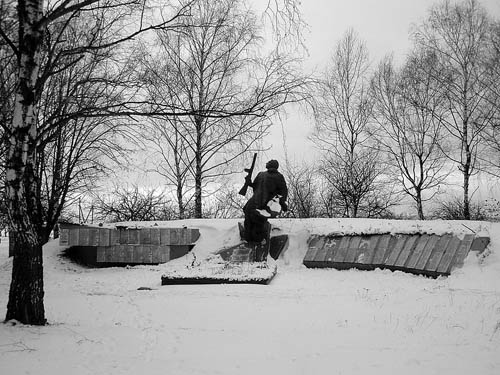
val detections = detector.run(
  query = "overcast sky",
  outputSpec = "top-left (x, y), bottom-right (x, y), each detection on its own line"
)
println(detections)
top-left (265, 0), bottom-right (500, 166)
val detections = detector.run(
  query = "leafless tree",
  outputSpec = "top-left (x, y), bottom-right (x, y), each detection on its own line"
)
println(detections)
top-left (0, 1), bottom-right (16, 231)
top-left (312, 29), bottom-right (383, 217)
top-left (262, 0), bottom-right (307, 52)
top-left (0, 0), bottom-right (16, 168)
top-left (371, 52), bottom-right (450, 219)
top-left (413, 0), bottom-right (500, 219)
top-left (143, 116), bottom-right (193, 219)
top-left (93, 185), bottom-right (176, 222)
top-left (312, 29), bottom-right (373, 156)
top-left (319, 153), bottom-right (386, 218)
top-left (316, 178), bottom-right (344, 218)
top-left (432, 195), bottom-right (486, 221)
top-left (203, 181), bottom-right (246, 219)
top-left (138, 0), bottom-right (309, 218)
top-left (282, 161), bottom-right (319, 218)
top-left (0, 0), bottom-right (194, 325)
top-left (33, 10), bottom-right (141, 243)
top-left (480, 22), bottom-right (500, 174)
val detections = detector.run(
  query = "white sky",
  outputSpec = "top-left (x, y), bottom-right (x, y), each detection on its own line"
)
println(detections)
top-left (264, 0), bottom-right (500, 165)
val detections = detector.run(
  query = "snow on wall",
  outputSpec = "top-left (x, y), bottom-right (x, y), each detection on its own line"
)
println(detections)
top-left (147, 218), bottom-right (493, 272)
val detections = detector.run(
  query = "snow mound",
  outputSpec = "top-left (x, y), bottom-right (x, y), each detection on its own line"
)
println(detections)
top-left (161, 254), bottom-right (277, 284)
top-left (151, 218), bottom-right (497, 279)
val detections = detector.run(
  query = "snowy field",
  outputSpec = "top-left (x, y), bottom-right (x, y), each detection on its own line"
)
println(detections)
top-left (1, 218), bottom-right (500, 375)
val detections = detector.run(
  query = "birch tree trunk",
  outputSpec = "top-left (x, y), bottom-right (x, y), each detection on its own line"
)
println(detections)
top-left (5, 0), bottom-right (46, 325)
top-left (193, 115), bottom-right (203, 218)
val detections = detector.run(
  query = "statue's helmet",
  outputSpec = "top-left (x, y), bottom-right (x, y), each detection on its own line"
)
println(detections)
top-left (266, 159), bottom-right (279, 169)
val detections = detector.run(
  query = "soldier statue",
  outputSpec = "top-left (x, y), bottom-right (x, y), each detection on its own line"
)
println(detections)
top-left (242, 159), bottom-right (288, 261)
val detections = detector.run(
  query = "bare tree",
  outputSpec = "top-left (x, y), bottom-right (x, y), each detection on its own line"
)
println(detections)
top-left (312, 29), bottom-right (373, 157)
top-left (413, 0), bottom-right (500, 219)
top-left (0, 0), bottom-right (16, 168)
top-left (203, 181), bottom-right (246, 219)
top-left (139, 0), bottom-right (309, 217)
top-left (316, 177), bottom-right (344, 218)
top-left (0, 1), bottom-right (16, 235)
top-left (312, 29), bottom-right (382, 217)
top-left (33, 9), bottom-right (142, 243)
top-left (0, 0), bottom-right (193, 325)
top-left (432, 195), bottom-right (486, 221)
top-left (371, 52), bottom-right (450, 219)
top-left (93, 185), bottom-right (176, 222)
top-left (282, 161), bottom-right (319, 218)
top-left (480, 22), bottom-right (500, 174)
top-left (143, 116), bottom-right (193, 219)
top-left (319, 153), bottom-right (385, 218)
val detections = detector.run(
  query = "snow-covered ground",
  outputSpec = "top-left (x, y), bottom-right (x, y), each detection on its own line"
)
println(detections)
top-left (1, 218), bottom-right (499, 375)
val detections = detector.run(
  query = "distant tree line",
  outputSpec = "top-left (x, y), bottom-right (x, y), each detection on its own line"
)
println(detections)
top-left (306, 0), bottom-right (500, 221)
top-left (110, 0), bottom-right (498, 222)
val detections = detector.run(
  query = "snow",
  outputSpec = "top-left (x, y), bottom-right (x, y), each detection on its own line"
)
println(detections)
top-left (1, 218), bottom-right (499, 375)
top-left (162, 253), bottom-right (278, 283)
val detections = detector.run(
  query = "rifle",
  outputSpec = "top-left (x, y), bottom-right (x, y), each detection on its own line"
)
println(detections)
top-left (238, 153), bottom-right (257, 196)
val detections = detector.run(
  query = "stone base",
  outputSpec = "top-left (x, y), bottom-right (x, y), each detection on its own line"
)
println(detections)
top-left (161, 256), bottom-right (277, 285)
top-left (161, 274), bottom-right (276, 285)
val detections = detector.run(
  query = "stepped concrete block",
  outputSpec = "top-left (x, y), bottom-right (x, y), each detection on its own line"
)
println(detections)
top-left (59, 224), bottom-right (199, 265)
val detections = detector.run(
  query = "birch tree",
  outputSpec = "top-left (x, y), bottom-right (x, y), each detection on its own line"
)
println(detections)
top-left (312, 29), bottom-right (383, 217)
top-left (0, 0), bottom-right (192, 325)
top-left (139, 0), bottom-right (308, 218)
top-left (413, 0), bottom-right (499, 219)
top-left (371, 52), bottom-right (449, 219)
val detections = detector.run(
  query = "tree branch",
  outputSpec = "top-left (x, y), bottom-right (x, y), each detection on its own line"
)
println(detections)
top-left (0, 26), bottom-right (19, 57)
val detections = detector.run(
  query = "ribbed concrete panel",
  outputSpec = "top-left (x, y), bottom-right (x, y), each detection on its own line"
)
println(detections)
top-left (59, 224), bottom-right (200, 265)
top-left (303, 233), bottom-right (489, 277)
